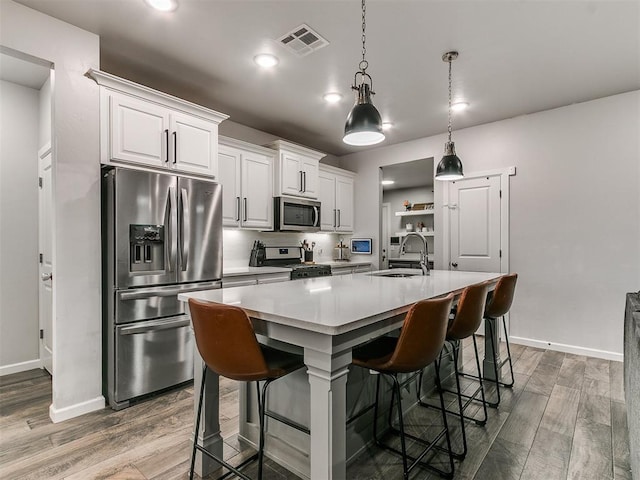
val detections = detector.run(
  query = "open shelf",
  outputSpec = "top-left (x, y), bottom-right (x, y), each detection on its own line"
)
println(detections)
top-left (395, 210), bottom-right (435, 217)
top-left (394, 231), bottom-right (434, 237)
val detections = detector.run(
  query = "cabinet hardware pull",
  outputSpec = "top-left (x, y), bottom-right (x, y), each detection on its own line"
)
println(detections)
top-left (236, 197), bottom-right (240, 221)
top-left (164, 129), bottom-right (169, 162)
top-left (303, 171), bottom-right (306, 192)
top-left (337, 209), bottom-right (341, 228)
top-left (243, 198), bottom-right (247, 222)
top-left (299, 171), bottom-right (303, 192)
top-left (172, 131), bottom-right (177, 164)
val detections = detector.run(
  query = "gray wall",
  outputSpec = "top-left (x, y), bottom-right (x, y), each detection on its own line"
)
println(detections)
top-left (1, 0), bottom-right (102, 421)
top-left (340, 91), bottom-right (640, 358)
top-left (0, 79), bottom-right (40, 370)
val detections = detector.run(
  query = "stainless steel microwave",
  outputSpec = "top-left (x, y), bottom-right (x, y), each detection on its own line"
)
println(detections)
top-left (274, 196), bottom-right (321, 232)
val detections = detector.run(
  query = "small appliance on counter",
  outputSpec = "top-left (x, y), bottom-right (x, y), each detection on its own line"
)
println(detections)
top-left (333, 239), bottom-right (350, 262)
top-left (249, 241), bottom-right (331, 279)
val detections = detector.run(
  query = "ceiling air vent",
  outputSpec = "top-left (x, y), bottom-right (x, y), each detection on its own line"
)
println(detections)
top-left (278, 24), bottom-right (329, 57)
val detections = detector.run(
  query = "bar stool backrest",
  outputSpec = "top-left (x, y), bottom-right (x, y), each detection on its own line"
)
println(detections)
top-left (447, 283), bottom-right (490, 340)
top-left (385, 294), bottom-right (454, 373)
top-left (188, 298), bottom-right (270, 382)
top-left (484, 273), bottom-right (518, 319)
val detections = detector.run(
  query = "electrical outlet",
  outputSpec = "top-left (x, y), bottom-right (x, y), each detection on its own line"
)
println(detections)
top-left (318, 248), bottom-right (323, 255)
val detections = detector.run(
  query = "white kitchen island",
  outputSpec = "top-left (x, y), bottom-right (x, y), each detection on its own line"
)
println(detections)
top-left (179, 269), bottom-right (503, 480)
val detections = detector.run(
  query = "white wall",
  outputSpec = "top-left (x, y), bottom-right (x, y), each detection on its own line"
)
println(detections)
top-left (38, 74), bottom-right (51, 147)
top-left (0, 79), bottom-right (40, 370)
top-left (341, 91), bottom-right (640, 358)
top-left (0, 0), bottom-right (102, 421)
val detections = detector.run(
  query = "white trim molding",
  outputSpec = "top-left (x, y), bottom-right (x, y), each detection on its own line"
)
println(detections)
top-left (510, 336), bottom-right (623, 362)
top-left (0, 359), bottom-right (42, 377)
top-left (49, 395), bottom-right (105, 423)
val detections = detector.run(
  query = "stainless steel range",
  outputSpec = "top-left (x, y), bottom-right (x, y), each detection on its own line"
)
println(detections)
top-left (249, 241), bottom-right (332, 279)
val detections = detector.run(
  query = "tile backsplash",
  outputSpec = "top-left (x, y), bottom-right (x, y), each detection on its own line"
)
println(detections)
top-left (222, 229), bottom-right (351, 268)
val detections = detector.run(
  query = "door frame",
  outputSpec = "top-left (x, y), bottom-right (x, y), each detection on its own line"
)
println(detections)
top-left (38, 142), bottom-right (53, 374)
top-left (439, 166), bottom-right (515, 274)
top-left (381, 202), bottom-right (391, 269)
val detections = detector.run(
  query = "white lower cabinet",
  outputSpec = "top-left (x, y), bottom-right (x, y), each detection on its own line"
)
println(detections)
top-left (319, 165), bottom-right (355, 232)
top-left (218, 137), bottom-right (274, 229)
top-left (89, 70), bottom-right (227, 178)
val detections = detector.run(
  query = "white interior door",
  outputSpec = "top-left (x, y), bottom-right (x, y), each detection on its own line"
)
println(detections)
top-left (449, 175), bottom-right (501, 273)
top-left (38, 144), bottom-right (53, 374)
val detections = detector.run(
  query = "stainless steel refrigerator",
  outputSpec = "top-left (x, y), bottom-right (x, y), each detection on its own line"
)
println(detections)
top-left (102, 166), bottom-right (222, 409)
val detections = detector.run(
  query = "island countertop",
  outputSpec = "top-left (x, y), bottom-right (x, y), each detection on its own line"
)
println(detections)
top-left (179, 269), bottom-right (502, 335)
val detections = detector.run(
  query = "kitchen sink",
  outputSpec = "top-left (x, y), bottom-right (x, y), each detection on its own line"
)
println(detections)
top-left (369, 269), bottom-right (424, 278)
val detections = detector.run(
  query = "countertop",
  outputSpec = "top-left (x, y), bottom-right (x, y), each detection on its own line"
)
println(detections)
top-left (180, 269), bottom-right (502, 335)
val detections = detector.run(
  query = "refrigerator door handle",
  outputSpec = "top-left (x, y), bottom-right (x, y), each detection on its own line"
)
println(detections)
top-left (120, 316), bottom-right (190, 335)
top-left (119, 281), bottom-right (223, 300)
top-left (180, 187), bottom-right (190, 271)
top-left (165, 187), bottom-right (175, 272)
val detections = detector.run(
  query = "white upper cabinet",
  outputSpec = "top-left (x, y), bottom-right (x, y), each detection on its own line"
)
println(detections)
top-left (265, 140), bottom-right (325, 199)
top-left (89, 69), bottom-right (228, 178)
top-left (319, 165), bottom-right (355, 233)
top-left (218, 136), bottom-right (274, 230)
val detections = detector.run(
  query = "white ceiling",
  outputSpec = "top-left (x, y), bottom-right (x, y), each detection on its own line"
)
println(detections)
top-left (12, 0), bottom-right (640, 158)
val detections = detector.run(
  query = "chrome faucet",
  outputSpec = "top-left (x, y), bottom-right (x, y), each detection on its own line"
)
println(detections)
top-left (400, 232), bottom-right (430, 275)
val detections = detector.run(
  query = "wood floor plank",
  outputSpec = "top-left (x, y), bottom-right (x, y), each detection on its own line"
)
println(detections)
top-left (556, 354), bottom-right (587, 390)
top-left (609, 360), bottom-right (625, 403)
top-left (567, 418), bottom-right (614, 480)
top-left (524, 361), bottom-right (561, 396)
top-left (494, 390), bottom-right (548, 448)
top-left (577, 391), bottom-right (611, 427)
top-left (474, 437), bottom-right (529, 480)
top-left (584, 357), bottom-right (610, 382)
top-left (520, 427), bottom-right (573, 480)
top-left (539, 384), bottom-right (581, 438)
top-left (611, 400), bottom-right (632, 480)
top-left (511, 348), bottom-right (544, 376)
top-left (538, 349), bottom-right (566, 368)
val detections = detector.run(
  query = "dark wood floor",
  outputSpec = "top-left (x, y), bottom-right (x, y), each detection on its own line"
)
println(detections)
top-left (0, 340), bottom-right (631, 480)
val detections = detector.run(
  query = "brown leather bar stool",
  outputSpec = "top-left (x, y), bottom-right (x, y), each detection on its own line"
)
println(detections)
top-left (458, 274), bottom-right (518, 407)
top-left (483, 273), bottom-right (518, 406)
top-left (188, 299), bottom-right (307, 480)
top-left (352, 294), bottom-right (456, 480)
top-left (417, 282), bottom-right (490, 460)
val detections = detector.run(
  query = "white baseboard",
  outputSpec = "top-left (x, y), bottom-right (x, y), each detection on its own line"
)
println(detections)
top-left (510, 336), bottom-right (623, 362)
top-left (0, 359), bottom-right (41, 376)
top-left (49, 395), bottom-right (106, 423)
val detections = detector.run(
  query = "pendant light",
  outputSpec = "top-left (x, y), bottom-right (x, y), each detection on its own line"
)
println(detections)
top-left (343, 0), bottom-right (385, 146)
top-left (436, 51), bottom-right (464, 181)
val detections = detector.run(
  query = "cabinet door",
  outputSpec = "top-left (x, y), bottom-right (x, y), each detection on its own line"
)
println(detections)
top-left (170, 112), bottom-right (218, 177)
top-left (318, 171), bottom-right (336, 231)
top-left (218, 145), bottom-right (242, 227)
top-left (335, 174), bottom-right (354, 232)
top-left (300, 157), bottom-right (319, 198)
top-left (242, 152), bottom-right (273, 229)
top-left (110, 92), bottom-right (169, 168)
top-left (279, 152), bottom-right (304, 197)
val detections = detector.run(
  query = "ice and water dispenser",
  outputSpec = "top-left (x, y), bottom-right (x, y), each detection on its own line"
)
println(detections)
top-left (129, 224), bottom-right (165, 272)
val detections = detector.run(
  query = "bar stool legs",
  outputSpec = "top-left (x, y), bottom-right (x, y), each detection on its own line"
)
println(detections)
top-left (484, 315), bottom-right (515, 407)
top-left (417, 335), bottom-right (488, 459)
top-left (375, 360), bottom-right (455, 479)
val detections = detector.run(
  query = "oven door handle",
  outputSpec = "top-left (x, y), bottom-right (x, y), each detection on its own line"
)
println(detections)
top-left (120, 316), bottom-right (190, 335)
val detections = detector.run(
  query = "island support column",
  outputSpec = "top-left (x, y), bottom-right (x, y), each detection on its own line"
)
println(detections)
top-left (483, 318), bottom-right (503, 381)
top-left (305, 348), bottom-right (351, 480)
top-left (193, 351), bottom-right (224, 478)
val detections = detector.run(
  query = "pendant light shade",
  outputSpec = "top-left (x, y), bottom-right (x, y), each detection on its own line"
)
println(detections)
top-left (436, 51), bottom-right (464, 181)
top-left (343, 0), bottom-right (385, 146)
top-left (344, 83), bottom-right (384, 146)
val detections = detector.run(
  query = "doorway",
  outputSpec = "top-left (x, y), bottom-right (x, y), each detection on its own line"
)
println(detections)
top-left (0, 51), bottom-right (53, 376)
top-left (380, 158), bottom-right (435, 268)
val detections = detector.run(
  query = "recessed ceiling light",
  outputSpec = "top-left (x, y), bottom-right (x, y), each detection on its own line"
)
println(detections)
top-left (451, 102), bottom-right (469, 112)
top-left (382, 122), bottom-right (394, 131)
top-left (254, 54), bottom-right (279, 68)
top-left (323, 92), bottom-right (342, 104)
top-left (381, 180), bottom-right (395, 185)
top-left (144, 0), bottom-right (177, 12)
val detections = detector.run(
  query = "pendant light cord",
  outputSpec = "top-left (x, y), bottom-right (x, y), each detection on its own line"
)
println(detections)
top-left (359, 0), bottom-right (368, 74)
top-left (447, 57), bottom-right (453, 143)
